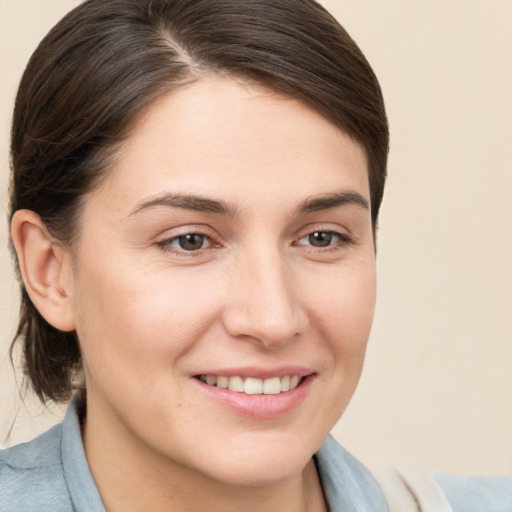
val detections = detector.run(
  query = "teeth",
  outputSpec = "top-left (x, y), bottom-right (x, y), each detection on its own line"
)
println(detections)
top-left (217, 376), bottom-right (229, 389)
top-left (206, 375), bottom-right (217, 386)
top-left (244, 377), bottom-right (263, 395)
top-left (263, 377), bottom-right (281, 395)
top-left (199, 374), bottom-right (303, 395)
top-left (228, 376), bottom-right (244, 392)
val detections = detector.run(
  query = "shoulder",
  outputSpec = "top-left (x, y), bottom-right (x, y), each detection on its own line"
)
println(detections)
top-left (435, 473), bottom-right (512, 512)
top-left (372, 465), bottom-right (512, 512)
top-left (0, 423), bottom-right (74, 512)
top-left (316, 436), bottom-right (512, 512)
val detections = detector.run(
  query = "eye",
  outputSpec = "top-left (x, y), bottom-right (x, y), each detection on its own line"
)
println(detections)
top-left (297, 230), bottom-right (352, 249)
top-left (305, 231), bottom-right (334, 247)
top-left (160, 233), bottom-right (211, 252)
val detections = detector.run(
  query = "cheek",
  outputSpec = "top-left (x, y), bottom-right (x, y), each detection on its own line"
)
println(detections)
top-left (306, 259), bottom-right (375, 406)
top-left (308, 259), bottom-right (376, 343)
top-left (298, 262), bottom-right (376, 437)
top-left (72, 257), bottom-right (224, 384)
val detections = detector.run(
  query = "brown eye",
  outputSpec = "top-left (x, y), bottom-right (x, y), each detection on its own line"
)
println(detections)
top-left (307, 231), bottom-right (334, 247)
top-left (174, 234), bottom-right (208, 251)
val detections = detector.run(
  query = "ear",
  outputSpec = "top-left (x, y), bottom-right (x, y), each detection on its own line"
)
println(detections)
top-left (11, 210), bottom-right (76, 332)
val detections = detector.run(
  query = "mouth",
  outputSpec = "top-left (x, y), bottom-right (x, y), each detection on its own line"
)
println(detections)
top-left (193, 370), bottom-right (315, 418)
top-left (196, 374), bottom-right (303, 395)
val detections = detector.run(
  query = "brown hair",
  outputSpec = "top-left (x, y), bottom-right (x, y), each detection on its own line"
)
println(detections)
top-left (9, 0), bottom-right (388, 403)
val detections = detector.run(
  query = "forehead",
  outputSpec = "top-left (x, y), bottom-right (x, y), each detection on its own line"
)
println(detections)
top-left (88, 77), bottom-right (369, 215)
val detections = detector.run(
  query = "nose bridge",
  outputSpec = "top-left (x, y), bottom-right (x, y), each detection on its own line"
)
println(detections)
top-left (224, 242), bottom-right (306, 346)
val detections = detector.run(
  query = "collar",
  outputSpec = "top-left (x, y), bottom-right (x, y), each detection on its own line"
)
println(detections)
top-left (314, 435), bottom-right (390, 511)
top-left (61, 396), bottom-right (106, 511)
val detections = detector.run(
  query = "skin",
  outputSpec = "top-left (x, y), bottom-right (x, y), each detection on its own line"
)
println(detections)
top-left (14, 77), bottom-right (376, 511)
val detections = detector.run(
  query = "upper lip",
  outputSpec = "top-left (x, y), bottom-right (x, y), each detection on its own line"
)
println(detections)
top-left (193, 366), bottom-right (315, 380)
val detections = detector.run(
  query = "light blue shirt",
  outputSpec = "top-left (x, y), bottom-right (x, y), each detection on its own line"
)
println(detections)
top-left (1, 398), bottom-right (511, 511)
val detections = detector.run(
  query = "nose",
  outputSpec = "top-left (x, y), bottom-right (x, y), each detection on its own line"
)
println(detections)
top-left (222, 247), bottom-right (308, 348)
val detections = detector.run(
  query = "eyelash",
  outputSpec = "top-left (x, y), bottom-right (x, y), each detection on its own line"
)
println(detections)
top-left (155, 229), bottom-right (354, 257)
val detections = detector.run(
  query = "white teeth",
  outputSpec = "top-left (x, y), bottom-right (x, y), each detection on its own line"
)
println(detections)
top-left (244, 377), bottom-right (263, 395)
top-left (200, 374), bottom-right (303, 395)
top-left (217, 376), bottom-right (229, 389)
top-left (228, 376), bottom-right (244, 392)
top-left (263, 377), bottom-right (281, 395)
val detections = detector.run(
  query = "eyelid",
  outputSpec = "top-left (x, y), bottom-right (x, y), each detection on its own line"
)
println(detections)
top-left (155, 224), bottom-right (217, 240)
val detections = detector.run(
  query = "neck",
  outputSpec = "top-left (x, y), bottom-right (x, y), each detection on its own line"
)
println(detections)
top-left (82, 403), bottom-right (327, 512)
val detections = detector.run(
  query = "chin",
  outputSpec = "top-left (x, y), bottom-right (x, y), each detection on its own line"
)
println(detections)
top-left (207, 454), bottom-right (310, 488)
top-left (190, 430), bottom-right (321, 488)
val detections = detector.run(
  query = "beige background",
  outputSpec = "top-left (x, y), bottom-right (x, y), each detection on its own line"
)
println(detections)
top-left (1, 0), bottom-right (511, 475)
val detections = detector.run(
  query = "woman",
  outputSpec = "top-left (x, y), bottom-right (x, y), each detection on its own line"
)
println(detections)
top-left (1, 1), bottom-right (510, 511)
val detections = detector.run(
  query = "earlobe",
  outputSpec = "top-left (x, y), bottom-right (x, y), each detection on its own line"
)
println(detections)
top-left (11, 210), bottom-right (76, 332)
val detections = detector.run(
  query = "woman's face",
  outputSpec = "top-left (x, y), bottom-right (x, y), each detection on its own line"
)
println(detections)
top-left (65, 77), bottom-right (376, 486)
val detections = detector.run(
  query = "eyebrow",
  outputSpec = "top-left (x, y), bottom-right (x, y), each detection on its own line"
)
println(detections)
top-left (296, 190), bottom-right (369, 214)
top-left (129, 192), bottom-right (238, 217)
top-left (129, 189), bottom-right (369, 218)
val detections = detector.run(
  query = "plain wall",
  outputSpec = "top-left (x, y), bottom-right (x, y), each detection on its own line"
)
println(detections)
top-left (1, 0), bottom-right (511, 475)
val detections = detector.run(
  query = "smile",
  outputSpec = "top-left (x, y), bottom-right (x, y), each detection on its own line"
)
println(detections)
top-left (198, 375), bottom-right (302, 395)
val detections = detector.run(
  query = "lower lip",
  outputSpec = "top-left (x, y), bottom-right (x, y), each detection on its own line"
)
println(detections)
top-left (193, 375), bottom-right (315, 419)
